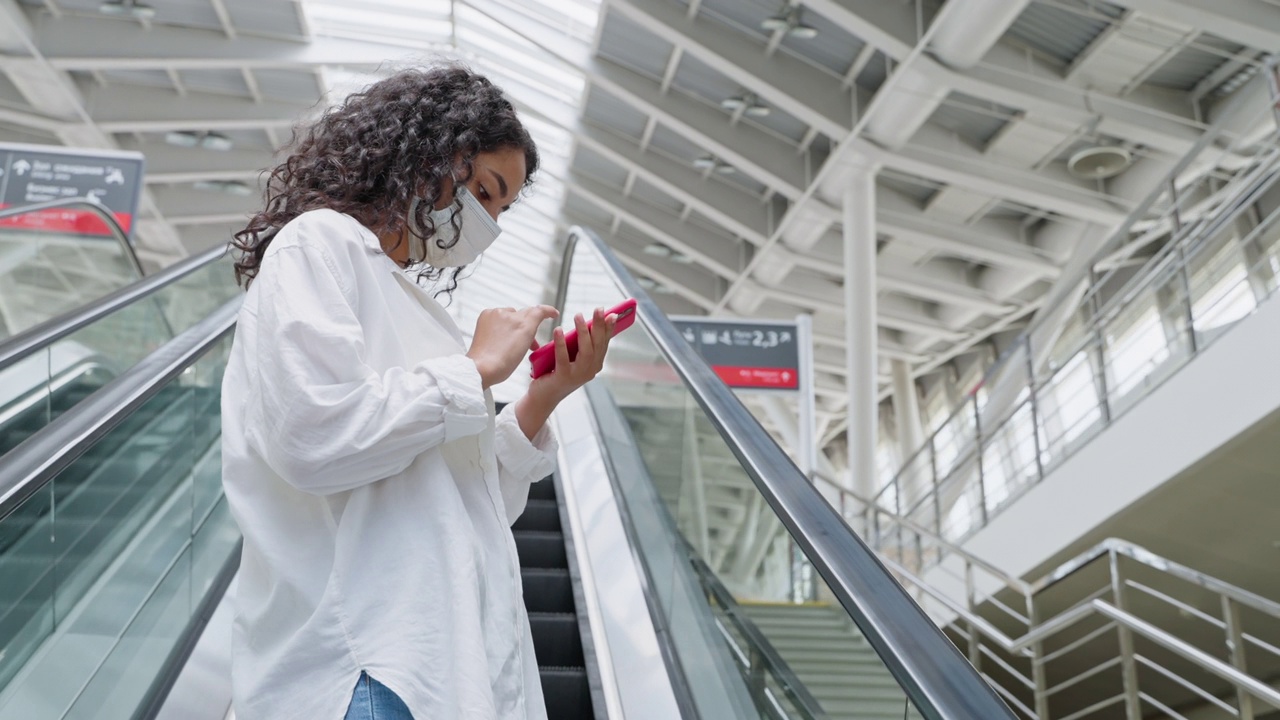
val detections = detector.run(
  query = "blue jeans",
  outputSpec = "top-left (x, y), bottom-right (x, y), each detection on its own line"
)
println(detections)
top-left (343, 672), bottom-right (414, 720)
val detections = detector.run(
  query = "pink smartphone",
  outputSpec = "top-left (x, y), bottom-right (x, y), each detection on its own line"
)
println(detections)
top-left (529, 298), bottom-right (637, 378)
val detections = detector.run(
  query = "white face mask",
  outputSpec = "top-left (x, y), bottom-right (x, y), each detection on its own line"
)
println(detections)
top-left (406, 185), bottom-right (502, 267)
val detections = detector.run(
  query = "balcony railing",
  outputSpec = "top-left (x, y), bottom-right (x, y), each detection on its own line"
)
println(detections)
top-left (872, 98), bottom-right (1280, 549)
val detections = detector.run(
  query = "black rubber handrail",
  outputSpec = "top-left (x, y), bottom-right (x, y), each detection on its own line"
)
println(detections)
top-left (0, 243), bottom-right (228, 370)
top-left (560, 226), bottom-right (1016, 720)
top-left (0, 297), bottom-right (240, 522)
top-left (0, 197), bottom-right (146, 279)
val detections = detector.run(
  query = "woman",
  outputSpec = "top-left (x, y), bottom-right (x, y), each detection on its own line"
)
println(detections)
top-left (222, 65), bottom-right (615, 720)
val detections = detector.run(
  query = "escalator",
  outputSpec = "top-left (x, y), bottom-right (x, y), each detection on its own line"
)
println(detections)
top-left (0, 218), bottom-right (1013, 719)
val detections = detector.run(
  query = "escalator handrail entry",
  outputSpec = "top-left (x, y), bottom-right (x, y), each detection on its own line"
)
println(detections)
top-left (0, 241), bottom-right (229, 371)
top-left (0, 197), bottom-right (146, 280)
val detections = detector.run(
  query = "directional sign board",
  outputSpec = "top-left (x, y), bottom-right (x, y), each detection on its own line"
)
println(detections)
top-left (0, 142), bottom-right (145, 239)
top-left (673, 316), bottom-right (800, 390)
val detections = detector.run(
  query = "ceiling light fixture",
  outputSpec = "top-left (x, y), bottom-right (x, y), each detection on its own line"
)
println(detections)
top-left (760, 5), bottom-right (817, 39)
top-left (194, 179), bottom-right (253, 196)
top-left (694, 155), bottom-right (736, 175)
top-left (760, 5), bottom-right (791, 32)
top-left (721, 93), bottom-right (770, 117)
top-left (165, 130), bottom-right (234, 152)
top-left (99, 0), bottom-right (156, 20)
top-left (164, 130), bottom-right (201, 148)
top-left (1067, 146), bottom-right (1133, 180)
top-left (200, 132), bottom-right (234, 151)
top-left (644, 243), bottom-right (673, 257)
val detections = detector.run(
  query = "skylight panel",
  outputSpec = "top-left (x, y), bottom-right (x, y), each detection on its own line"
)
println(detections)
top-left (302, 0), bottom-right (453, 47)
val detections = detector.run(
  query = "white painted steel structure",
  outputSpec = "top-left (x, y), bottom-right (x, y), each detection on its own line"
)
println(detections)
top-left (1, 0), bottom-right (1277, 470)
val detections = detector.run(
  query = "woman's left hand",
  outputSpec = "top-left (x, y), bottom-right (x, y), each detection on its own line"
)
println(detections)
top-left (512, 307), bottom-right (616, 442)
top-left (527, 307), bottom-right (616, 408)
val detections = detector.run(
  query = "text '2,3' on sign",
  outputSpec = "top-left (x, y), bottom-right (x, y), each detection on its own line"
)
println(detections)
top-left (0, 143), bottom-right (145, 239)
top-left (672, 318), bottom-right (800, 391)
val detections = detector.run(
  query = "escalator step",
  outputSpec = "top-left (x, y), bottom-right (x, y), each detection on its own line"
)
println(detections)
top-left (513, 531), bottom-right (567, 569)
top-left (521, 568), bottom-right (574, 614)
top-left (539, 667), bottom-right (592, 720)
top-left (512, 500), bottom-right (560, 533)
top-left (527, 476), bottom-right (557, 502)
top-left (528, 612), bottom-right (584, 667)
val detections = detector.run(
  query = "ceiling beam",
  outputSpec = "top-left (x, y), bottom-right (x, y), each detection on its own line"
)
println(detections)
top-left (566, 170), bottom-right (743, 278)
top-left (802, 0), bottom-right (1203, 155)
top-left (78, 82), bottom-right (316, 134)
top-left (876, 190), bottom-right (1061, 278)
top-left (572, 122), bottom-right (771, 245)
top-left (1104, 0), bottom-right (1280, 51)
top-left (33, 15), bottom-right (422, 71)
top-left (847, 127), bottom-right (1130, 225)
top-left (606, 0), bottom-right (853, 138)
top-left (466, 0), bottom-right (811, 200)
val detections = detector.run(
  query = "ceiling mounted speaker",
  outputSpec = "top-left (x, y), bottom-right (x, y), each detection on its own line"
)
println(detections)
top-left (1068, 146), bottom-right (1132, 180)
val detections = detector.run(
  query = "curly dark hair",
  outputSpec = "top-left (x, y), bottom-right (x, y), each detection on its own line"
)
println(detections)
top-left (232, 64), bottom-right (539, 292)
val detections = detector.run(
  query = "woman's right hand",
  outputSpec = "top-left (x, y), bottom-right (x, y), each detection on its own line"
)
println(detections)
top-left (467, 305), bottom-right (559, 389)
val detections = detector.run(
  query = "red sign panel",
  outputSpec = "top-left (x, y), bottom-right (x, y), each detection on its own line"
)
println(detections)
top-left (711, 365), bottom-right (799, 390)
top-left (0, 203), bottom-right (133, 236)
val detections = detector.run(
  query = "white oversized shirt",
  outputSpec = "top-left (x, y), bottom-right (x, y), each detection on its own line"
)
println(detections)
top-left (220, 209), bottom-right (557, 720)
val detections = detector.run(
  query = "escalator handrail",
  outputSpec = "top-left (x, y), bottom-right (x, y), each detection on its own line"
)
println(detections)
top-left (561, 226), bottom-right (1016, 720)
top-left (0, 297), bottom-right (240, 522)
top-left (0, 242), bottom-right (228, 371)
top-left (0, 197), bottom-right (146, 280)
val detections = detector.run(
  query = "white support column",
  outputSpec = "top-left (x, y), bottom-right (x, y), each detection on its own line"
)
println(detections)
top-left (843, 160), bottom-right (880, 501)
top-left (890, 359), bottom-right (926, 468)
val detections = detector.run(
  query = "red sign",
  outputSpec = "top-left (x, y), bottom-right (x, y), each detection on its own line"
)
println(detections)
top-left (711, 365), bottom-right (799, 390)
top-left (0, 203), bottom-right (132, 236)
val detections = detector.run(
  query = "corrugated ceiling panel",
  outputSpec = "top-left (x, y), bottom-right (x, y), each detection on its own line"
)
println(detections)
top-left (929, 92), bottom-right (1017, 150)
top-left (1144, 36), bottom-right (1245, 91)
top-left (1006, 0), bottom-right (1124, 66)
top-left (596, 12), bottom-right (673, 82)
top-left (582, 86), bottom-right (650, 141)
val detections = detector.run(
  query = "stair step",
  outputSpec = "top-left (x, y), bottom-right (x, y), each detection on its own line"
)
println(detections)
top-left (527, 477), bottom-right (557, 502)
top-left (522, 568), bottom-right (574, 614)
top-left (514, 531), bottom-right (568, 569)
top-left (539, 666), bottom-right (592, 720)
top-left (513, 500), bottom-right (561, 533)
top-left (797, 676), bottom-right (906, 695)
top-left (529, 612), bottom-right (584, 668)
top-left (752, 625), bottom-right (866, 641)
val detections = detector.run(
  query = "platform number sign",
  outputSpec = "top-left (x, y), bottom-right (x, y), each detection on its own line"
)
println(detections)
top-left (673, 317), bottom-right (801, 390)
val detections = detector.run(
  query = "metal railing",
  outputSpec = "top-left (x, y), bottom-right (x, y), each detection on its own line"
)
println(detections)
top-left (816, 471), bottom-right (1280, 720)
top-left (874, 145), bottom-right (1280, 550)
top-left (688, 553), bottom-right (830, 720)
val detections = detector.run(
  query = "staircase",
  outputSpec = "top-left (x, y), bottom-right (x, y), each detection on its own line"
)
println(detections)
top-left (740, 603), bottom-right (919, 720)
top-left (514, 474), bottom-right (598, 720)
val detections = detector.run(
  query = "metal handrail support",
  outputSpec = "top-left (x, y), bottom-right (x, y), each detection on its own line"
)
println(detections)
top-left (689, 554), bottom-right (830, 720)
top-left (0, 243), bottom-right (228, 370)
top-left (0, 298), bottom-right (240, 521)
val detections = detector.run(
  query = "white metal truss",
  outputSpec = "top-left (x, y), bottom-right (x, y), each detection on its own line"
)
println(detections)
top-left (0, 0), bottom-right (1275, 467)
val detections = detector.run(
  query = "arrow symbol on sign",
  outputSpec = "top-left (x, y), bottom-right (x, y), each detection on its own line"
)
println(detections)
top-left (12, 159), bottom-right (31, 176)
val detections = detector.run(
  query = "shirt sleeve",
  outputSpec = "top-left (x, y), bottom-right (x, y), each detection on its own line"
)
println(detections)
top-left (494, 403), bottom-right (559, 523)
top-left (245, 241), bottom-right (489, 495)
